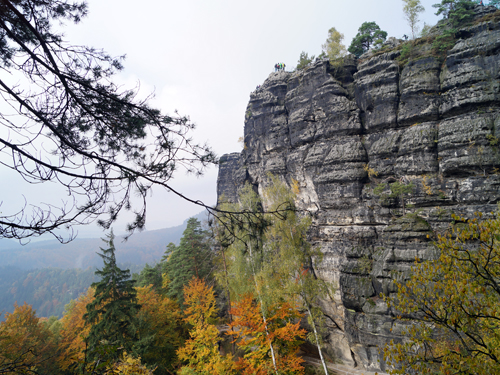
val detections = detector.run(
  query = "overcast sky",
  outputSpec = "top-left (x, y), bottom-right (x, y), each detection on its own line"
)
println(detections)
top-left (1, 0), bottom-right (443, 240)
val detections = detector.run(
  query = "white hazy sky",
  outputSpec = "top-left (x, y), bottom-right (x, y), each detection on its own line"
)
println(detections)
top-left (1, 0), bottom-right (442, 240)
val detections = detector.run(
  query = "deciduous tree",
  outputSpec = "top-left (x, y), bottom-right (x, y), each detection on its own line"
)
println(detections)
top-left (58, 287), bottom-right (95, 371)
top-left (217, 176), bottom-right (331, 374)
top-left (106, 352), bottom-right (154, 375)
top-left (322, 27), bottom-right (347, 65)
top-left (0, 302), bottom-right (59, 374)
top-left (263, 175), bottom-right (332, 375)
top-left (136, 283), bottom-right (186, 374)
top-left (177, 278), bottom-right (235, 375)
top-left (228, 294), bottom-right (306, 375)
top-left (384, 212), bottom-right (500, 374)
top-left (402, 0), bottom-right (425, 38)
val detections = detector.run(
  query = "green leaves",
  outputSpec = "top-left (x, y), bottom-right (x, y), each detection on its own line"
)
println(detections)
top-left (348, 22), bottom-right (388, 57)
top-left (296, 51), bottom-right (315, 70)
top-left (433, 0), bottom-right (476, 28)
top-left (164, 218), bottom-right (214, 307)
top-left (322, 27), bottom-right (347, 65)
top-left (402, 0), bottom-right (425, 39)
top-left (84, 231), bottom-right (141, 368)
top-left (384, 211), bottom-right (500, 374)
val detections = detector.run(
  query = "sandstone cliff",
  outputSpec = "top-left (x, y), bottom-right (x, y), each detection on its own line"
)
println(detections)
top-left (217, 8), bottom-right (500, 372)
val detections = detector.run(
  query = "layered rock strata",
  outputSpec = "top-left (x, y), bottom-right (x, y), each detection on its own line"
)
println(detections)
top-left (217, 11), bottom-right (500, 372)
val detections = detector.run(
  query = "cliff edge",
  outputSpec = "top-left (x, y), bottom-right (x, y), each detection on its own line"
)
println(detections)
top-left (217, 8), bottom-right (500, 372)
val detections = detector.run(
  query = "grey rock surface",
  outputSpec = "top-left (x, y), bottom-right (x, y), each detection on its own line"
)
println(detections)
top-left (216, 10), bottom-right (500, 372)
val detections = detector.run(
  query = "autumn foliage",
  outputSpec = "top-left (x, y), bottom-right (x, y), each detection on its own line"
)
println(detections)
top-left (136, 283), bottom-right (186, 373)
top-left (384, 212), bottom-right (500, 374)
top-left (57, 287), bottom-right (95, 370)
top-left (228, 294), bottom-right (306, 375)
top-left (177, 278), bottom-right (235, 375)
top-left (0, 302), bottom-right (59, 374)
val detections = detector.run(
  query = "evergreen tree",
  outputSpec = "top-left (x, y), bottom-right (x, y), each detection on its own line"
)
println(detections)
top-left (296, 51), bottom-right (315, 70)
top-left (84, 230), bottom-right (141, 368)
top-left (433, 0), bottom-right (477, 28)
top-left (165, 218), bottom-right (213, 306)
top-left (134, 263), bottom-right (163, 293)
top-left (348, 22), bottom-right (388, 57)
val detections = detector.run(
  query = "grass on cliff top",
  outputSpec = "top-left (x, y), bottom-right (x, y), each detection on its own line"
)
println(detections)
top-left (362, 9), bottom-right (500, 68)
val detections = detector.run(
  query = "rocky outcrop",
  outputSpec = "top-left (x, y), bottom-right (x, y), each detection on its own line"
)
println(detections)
top-left (217, 9), bottom-right (500, 372)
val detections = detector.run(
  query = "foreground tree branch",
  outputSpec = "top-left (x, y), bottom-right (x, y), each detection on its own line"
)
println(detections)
top-left (0, 0), bottom-right (218, 242)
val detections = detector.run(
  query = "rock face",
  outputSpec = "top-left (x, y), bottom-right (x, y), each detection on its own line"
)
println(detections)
top-left (216, 11), bottom-right (500, 372)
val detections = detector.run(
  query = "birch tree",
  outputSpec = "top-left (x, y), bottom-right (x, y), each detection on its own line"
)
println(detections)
top-left (402, 0), bottom-right (425, 39)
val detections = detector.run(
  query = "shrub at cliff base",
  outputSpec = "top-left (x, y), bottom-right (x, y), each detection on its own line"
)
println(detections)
top-left (384, 211), bottom-right (500, 374)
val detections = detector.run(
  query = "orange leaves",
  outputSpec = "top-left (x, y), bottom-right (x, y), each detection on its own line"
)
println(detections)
top-left (135, 284), bottom-right (185, 373)
top-left (58, 287), bottom-right (95, 370)
top-left (228, 294), bottom-right (306, 375)
top-left (0, 302), bottom-right (58, 374)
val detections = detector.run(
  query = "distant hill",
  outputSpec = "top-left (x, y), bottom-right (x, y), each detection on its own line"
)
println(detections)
top-left (0, 211), bottom-right (208, 270)
top-left (0, 211), bottom-right (209, 319)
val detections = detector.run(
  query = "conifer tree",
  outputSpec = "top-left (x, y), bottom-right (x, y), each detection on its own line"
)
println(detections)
top-left (348, 22), bottom-right (387, 57)
top-left (490, 0), bottom-right (500, 8)
top-left (296, 51), bottom-right (315, 70)
top-left (433, 0), bottom-right (477, 28)
top-left (165, 218), bottom-right (213, 305)
top-left (84, 230), bottom-right (141, 369)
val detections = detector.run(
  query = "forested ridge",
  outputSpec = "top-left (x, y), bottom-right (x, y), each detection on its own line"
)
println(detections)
top-left (2, 0), bottom-right (500, 374)
top-left (0, 213), bottom-right (206, 319)
top-left (0, 179), bottom-right (330, 374)
top-left (0, 266), bottom-right (143, 319)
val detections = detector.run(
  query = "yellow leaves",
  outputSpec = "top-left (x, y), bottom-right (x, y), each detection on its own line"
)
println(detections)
top-left (108, 352), bottom-right (154, 375)
top-left (58, 287), bottom-right (95, 370)
top-left (229, 293), bottom-right (306, 375)
top-left (291, 178), bottom-right (300, 195)
top-left (178, 278), bottom-right (236, 375)
top-left (183, 277), bottom-right (218, 326)
top-left (422, 175), bottom-right (433, 195)
top-left (384, 210), bottom-right (500, 374)
top-left (0, 302), bottom-right (59, 374)
top-left (363, 164), bottom-right (379, 178)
